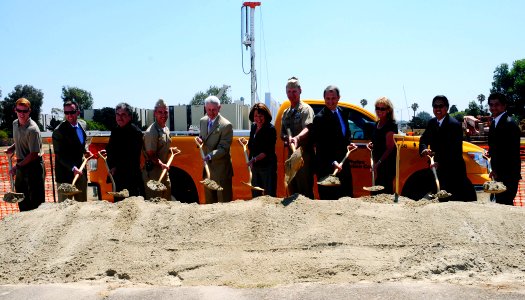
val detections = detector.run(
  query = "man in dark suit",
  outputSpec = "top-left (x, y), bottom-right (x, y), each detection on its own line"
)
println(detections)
top-left (197, 95), bottom-right (233, 203)
top-left (53, 100), bottom-right (92, 202)
top-left (293, 85), bottom-right (356, 199)
top-left (488, 93), bottom-right (521, 205)
top-left (419, 95), bottom-right (476, 202)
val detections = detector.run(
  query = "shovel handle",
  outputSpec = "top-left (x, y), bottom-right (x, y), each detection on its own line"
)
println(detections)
top-left (286, 128), bottom-right (298, 152)
top-left (331, 146), bottom-right (356, 176)
top-left (72, 154), bottom-right (93, 186)
top-left (159, 147), bottom-right (180, 182)
top-left (482, 154), bottom-right (493, 178)
top-left (368, 147), bottom-right (376, 186)
top-left (238, 137), bottom-right (254, 183)
top-left (195, 137), bottom-right (211, 179)
top-left (6, 153), bottom-right (15, 192)
top-left (427, 154), bottom-right (441, 192)
top-left (98, 150), bottom-right (116, 192)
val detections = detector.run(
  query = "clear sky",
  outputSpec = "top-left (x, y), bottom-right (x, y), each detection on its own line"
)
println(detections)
top-left (1, 0), bottom-right (524, 121)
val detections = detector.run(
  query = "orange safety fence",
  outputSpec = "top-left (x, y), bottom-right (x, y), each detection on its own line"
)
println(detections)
top-left (514, 160), bottom-right (525, 206)
top-left (0, 152), bottom-right (57, 220)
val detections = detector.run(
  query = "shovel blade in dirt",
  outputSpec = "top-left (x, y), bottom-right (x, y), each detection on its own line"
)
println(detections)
top-left (3, 192), bottom-right (24, 203)
top-left (195, 137), bottom-right (223, 191)
top-left (58, 183), bottom-right (81, 196)
top-left (146, 180), bottom-right (167, 192)
top-left (200, 178), bottom-right (223, 191)
top-left (107, 189), bottom-right (130, 198)
top-left (317, 175), bottom-right (341, 186)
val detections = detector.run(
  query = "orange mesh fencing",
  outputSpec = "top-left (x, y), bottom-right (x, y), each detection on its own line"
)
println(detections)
top-left (513, 160), bottom-right (525, 206)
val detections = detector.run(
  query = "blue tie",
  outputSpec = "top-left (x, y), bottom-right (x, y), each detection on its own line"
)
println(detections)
top-left (75, 125), bottom-right (84, 144)
top-left (335, 110), bottom-right (346, 136)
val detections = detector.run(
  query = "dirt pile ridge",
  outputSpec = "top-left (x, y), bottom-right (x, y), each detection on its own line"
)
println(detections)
top-left (1, 195), bottom-right (524, 289)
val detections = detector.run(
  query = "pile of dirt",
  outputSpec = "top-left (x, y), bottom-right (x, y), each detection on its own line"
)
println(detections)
top-left (1, 195), bottom-right (524, 290)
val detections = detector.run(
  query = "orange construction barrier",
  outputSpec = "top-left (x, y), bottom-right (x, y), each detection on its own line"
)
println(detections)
top-left (513, 160), bottom-right (525, 206)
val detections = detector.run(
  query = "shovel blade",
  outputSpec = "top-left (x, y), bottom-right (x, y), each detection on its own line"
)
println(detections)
top-left (242, 181), bottom-right (265, 192)
top-left (147, 180), bottom-right (167, 192)
top-left (285, 148), bottom-right (304, 186)
top-left (3, 192), bottom-right (24, 203)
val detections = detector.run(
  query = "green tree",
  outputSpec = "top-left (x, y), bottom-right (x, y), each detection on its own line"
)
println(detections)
top-left (410, 103), bottom-right (419, 119)
top-left (0, 84), bottom-right (44, 132)
top-left (190, 85), bottom-right (232, 105)
top-left (450, 111), bottom-right (466, 123)
top-left (449, 105), bottom-right (458, 114)
top-left (360, 99), bottom-right (367, 108)
top-left (491, 59), bottom-right (525, 119)
top-left (92, 107), bottom-right (116, 130)
top-left (61, 86), bottom-right (94, 110)
top-left (464, 100), bottom-right (482, 116)
top-left (417, 111), bottom-right (432, 123)
top-left (408, 116), bottom-right (426, 129)
top-left (85, 120), bottom-right (107, 131)
top-left (477, 94), bottom-right (485, 110)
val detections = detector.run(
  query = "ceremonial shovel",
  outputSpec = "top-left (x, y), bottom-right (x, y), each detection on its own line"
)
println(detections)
top-left (238, 137), bottom-right (264, 193)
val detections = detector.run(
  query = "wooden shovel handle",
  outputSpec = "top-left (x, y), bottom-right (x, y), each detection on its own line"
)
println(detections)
top-left (159, 147), bottom-right (180, 182)
top-left (331, 146), bottom-right (356, 176)
top-left (7, 153), bottom-right (15, 191)
top-left (427, 154), bottom-right (440, 192)
top-left (286, 128), bottom-right (297, 152)
top-left (195, 137), bottom-right (211, 178)
top-left (98, 150), bottom-right (116, 192)
top-left (72, 154), bottom-right (93, 185)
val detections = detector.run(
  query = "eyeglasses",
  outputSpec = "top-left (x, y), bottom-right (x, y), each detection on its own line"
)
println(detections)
top-left (15, 108), bottom-right (30, 114)
top-left (375, 106), bottom-right (388, 111)
top-left (64, 110), bottom-right (78, 115)
top-left (432, 104), bottom-right (445, 109)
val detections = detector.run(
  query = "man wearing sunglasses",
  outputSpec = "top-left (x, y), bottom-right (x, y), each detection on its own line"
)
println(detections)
top-left (52, 100), bottom-right (92, 202)
top-left (419, 95), bottom-right (476, 202)
top-left (143, 99), bottom-right (172, 201)
top-left (4, 98), bottom-right (45, 211)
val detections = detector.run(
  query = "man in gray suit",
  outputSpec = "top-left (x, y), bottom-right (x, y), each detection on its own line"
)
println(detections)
top-left (53, 100), bottom-right (92, 202)
top-left (197, 96), bottom-right (233, 203)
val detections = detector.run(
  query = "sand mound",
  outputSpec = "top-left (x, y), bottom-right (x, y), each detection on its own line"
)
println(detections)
top-left (1, 195), bottom-right (525, 289)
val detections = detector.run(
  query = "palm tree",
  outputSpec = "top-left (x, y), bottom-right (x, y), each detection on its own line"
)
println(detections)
top-left (411, 103), bottom-right (419, 118)
top-left (360, 99), bottom-right (367, 108)
top-left (477, 94), bottom-right (485, 114)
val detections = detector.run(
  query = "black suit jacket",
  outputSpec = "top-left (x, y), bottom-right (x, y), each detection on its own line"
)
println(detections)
top-left (52, 120), bottom-right (88, 183)
top-left (488, 112), bottom-right (521, 181)
top-left (310, 106), bottom-right (352, 177)
top-left (419, 114), bottom-right (465, 173)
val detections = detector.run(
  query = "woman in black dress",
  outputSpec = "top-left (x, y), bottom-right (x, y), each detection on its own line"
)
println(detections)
top-left (247, 103), bottom-right (277, 197)
top-left (369, 97), bottom-right (398, 194)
